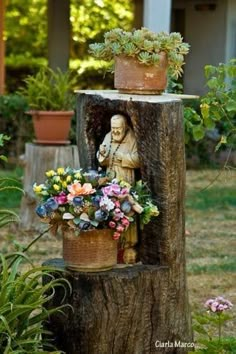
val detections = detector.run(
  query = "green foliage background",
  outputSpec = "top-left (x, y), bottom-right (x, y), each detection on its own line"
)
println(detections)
top-left (5, 0), bottom-right (133, 91)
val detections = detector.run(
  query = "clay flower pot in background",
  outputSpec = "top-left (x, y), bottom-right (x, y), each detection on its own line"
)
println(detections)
top-left (19, 67), bottom-right (76, 145)
top-left (29, 110), bottom-right (74, 145)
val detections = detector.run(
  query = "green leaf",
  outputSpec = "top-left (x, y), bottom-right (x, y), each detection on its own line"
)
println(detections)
top-left (0, 155), bottom-right (8, 162)
top-left (206, 77), bottom-right (218, 89)
top-left (226, 99), bottom-right (236, 113)
top-left (192, 125), bottom-right (205, 141)
top-left (215, 135), bottom-right (227, 151)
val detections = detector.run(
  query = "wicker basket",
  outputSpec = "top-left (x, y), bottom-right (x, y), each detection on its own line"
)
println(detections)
top-left (63, 229), bottom-right (117, 272)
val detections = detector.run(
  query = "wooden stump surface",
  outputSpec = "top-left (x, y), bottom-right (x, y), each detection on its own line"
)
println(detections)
top-left (43, 259), bottom-right (193, 354)
top-left (43, 91), bottom-right (192, 353)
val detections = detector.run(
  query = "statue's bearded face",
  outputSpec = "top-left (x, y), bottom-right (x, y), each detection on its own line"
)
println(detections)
top-left (111, 119), bottom-right (126, 142)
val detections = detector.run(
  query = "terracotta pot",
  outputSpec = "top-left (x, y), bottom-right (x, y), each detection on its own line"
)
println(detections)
top-left (63, 229), bottom-right (117, 272)
top-left (114, 53), bottom-right (168, 95)
top-left (29, 110), bottom-right (74, 145)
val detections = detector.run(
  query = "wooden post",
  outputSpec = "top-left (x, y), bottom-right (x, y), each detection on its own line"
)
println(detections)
top-left (47, 0), bottom-right (70, 71)
top-left (45, 91), bottom-right (192, 353)
top-left (20, 143), bottom-right (80, 231)
top-left (0, 0), bottom-right (5, 94)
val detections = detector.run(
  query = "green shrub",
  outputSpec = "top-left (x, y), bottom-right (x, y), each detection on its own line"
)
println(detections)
top-left (0, 250), bottom-right (71, 353)
top-left (0, 137), bottom-right (71, 353)
top-left (0, 95), bottom-right (33, 162)
top-left (184, 59), bottom-right (236, 148)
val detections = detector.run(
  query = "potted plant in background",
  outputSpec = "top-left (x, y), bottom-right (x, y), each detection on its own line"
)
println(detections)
top-left (89, 27), bottom-right (190, 94)
top-left (19, 67), bottom-right (76, 144)
top-left (33, 167), bottom-right (159, 271)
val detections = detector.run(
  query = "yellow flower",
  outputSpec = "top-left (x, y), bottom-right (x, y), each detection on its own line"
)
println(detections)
top-left (45, 170), bottom-right (56, 177)
top-left (53, 184), bottom-right (60, 191)
top-left (74, 172), bottom-right (81, 179)
top-left (150, 205), bottom-right (159, 216)
top-left (66, 175), bottom-right (72, 183)
top-left (57, 167), bottom-right (65, 175)
top-left (62, 181), bottom-right (68, 188)
top-left (33, 183), bottom-right (43, 193)
top-left (119, 180), bottom-right (131, 188)
top-left (53, 176), bottom-right (61, 183)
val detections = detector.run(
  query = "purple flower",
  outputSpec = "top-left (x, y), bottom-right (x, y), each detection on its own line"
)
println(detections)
top-left (204, 296), bottom-right (233, 313)
top-left (102, 183), bottom-right (121, 197)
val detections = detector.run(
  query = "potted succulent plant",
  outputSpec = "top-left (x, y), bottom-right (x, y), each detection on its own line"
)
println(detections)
top-left (19, 67), bottom-right (76, 144)
top-left (89, 27), bottom-right (190, 94)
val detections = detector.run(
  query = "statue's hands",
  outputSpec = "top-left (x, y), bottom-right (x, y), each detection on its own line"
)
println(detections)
top-left (115, 152), bottom-right (123, 162)
top-left (99, 144), bottom-right (107, 156)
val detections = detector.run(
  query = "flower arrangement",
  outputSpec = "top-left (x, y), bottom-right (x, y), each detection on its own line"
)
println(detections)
top-left (33, 167), bottom-right (159, 240)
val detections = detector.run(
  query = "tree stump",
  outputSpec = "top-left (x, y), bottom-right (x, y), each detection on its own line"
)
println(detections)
top-left (19, 143), bottom-right (80, 231)
top-left (45, 91), bottom-right (193, 353)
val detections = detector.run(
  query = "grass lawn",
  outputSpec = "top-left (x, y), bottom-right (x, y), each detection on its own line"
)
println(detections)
top-left (185, 169), bottom-right (236, 339)
top-left (0, 168), bottom-right (235, 340)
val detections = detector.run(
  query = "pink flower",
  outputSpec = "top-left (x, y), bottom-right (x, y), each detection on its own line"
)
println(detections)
top-left (55, 192), bottom-right (67, 204)
top-left (113, 232), bottom-right (121, 240)
top-left (114, 200), bottom-right (120, 208)
top-left (204, 296), bottom-right (233, 313)
top-left (116, 225), bottom-right (125, 233)
top-left (113, 215), bottom-right (121, 222)
top-left (121, 218), bottom-right (130, 227)
top-left (120, 187), bottom-right (129, 195)
top-left (102, 184), bottom-right (121, 197)
top-left (67, 182), bottom-right (96, 201)
top-left (109, 221), bottom-right (116, 229)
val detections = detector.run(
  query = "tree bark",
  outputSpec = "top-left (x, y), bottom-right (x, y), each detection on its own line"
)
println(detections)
top-left (20, 143), bottom-right (80, 231)
top-left (44, 259), bottom-right (191, 354)
top-left (45, 91), bottom-right (192, 353)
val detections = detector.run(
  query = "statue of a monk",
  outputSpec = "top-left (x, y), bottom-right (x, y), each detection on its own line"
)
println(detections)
top-left (97, 114), bottom-right (140, 264)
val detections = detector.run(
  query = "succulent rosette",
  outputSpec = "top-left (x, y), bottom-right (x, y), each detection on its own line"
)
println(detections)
top-left (33, 167), bottom-right (159, 239)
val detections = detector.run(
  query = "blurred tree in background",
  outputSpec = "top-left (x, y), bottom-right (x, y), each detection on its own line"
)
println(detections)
top-left (5, 0), bottom-right (133, 91)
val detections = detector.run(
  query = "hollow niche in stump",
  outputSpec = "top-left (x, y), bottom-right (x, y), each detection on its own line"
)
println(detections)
top-left (44, 91), bottom-right (192, 354)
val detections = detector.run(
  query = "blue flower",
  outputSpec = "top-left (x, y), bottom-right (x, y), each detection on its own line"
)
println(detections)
top-left (120, 200), bottom-right (132, 213)
top-left (35, 205), bottom-right (48, 218)
top-left (45, 197), bottom-right (59, 211)
top-left (79, 220), bottom-right (91, 230)
top-left (94, 209), bottom-right (108, 221)
top-left (91, 195), bottom-right (101, 207)
top-left (73, 196), bottom-right (84, 206)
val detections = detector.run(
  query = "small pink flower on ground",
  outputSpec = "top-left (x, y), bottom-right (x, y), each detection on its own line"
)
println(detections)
top-left (205, 296), bottom-right (233, 313)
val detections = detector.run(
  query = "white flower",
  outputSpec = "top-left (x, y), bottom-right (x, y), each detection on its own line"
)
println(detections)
top-left (62, 212), bottom-right (74, 220)
top-left (99, 196), bottom-right (115, 211)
